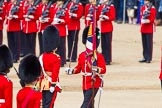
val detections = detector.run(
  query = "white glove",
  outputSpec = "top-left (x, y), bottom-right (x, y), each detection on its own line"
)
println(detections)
top-left (13, 15), bottom-right (18, 19)
top-left (86, 16), bottom-right (91, 21)
top-left (99, 15), bottom-right (109, 20)
top-left (92, 66), bottom-right (99, 73)
top-left (25, 18), bottom-right (31, 21)
top-left (0, 17), bottom-right (2, 20)
top-left (141, 19), bottom-right (150, 24)
top-left (7, 15), bottom-right (13, 20)
top-left (39, 17), bottom-right (49, 23)
top-left (27, 15), bottom-right (34, 19)
top-left (87, 14), bottom-right (93, 17)
top-left (70, 13), bottom-right (77, 18)
top-left (65, 67), bottom-right (74, 75)
top-left (134, 6), bottom-right (138, 9)
top-left (53, 18), bottom-right (65, 24)
top-left (49, 86), bottom-right (55, 93)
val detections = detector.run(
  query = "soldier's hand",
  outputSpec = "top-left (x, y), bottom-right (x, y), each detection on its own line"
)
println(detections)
top-left (25, 18), bottom-right (31, 21)
top-left (27, 15), bottom-right (34, 19)
top-left (53, 18), bottom-right (65, 24)
top-left (69, 13), bottom-right (77, 18)
top-left (13, 15), bottom-right (18, 19)
top-left (49, 84), bottom-right (56, 93)
top-left (141, 19), bottom-right (150, 24)
top-left (7, 15), bottom-right (13, 20)
top-left (92, 66), bottom-right (99, 73)
top-left (0, 17), bottom-right (2, 20)
top-left (65, 67), bottom-right (74, 75)
top-left (39, 18), bottom-right (46, 23)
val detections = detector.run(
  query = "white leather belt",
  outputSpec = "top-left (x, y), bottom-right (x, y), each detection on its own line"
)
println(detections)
top-left (0, 99), bottom-right (5, 103)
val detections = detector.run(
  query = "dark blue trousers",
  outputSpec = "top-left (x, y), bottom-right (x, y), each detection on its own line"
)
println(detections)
top-left (7, 31), bottom-right (20, 61)
top-left (20, 31), bottom-right (26, 55)
top-left (25, 32), bottom-right (36, 55)
top-left (57, 37), bottom-right (66, 65)
top-left (81, 88), bottom-right (98, 108)
top-left (0, 30), bottom-right (3, 45)
top-left (141, 33), bottom-right (153, 61)
top-left (101, 32), bottom-right (112, 63)
top-left (38, 32), bottom-right (44, 55)
top-left (67, 30), bottom-right (79, 61)
top-left (42, 90), bottom-right (56, 108)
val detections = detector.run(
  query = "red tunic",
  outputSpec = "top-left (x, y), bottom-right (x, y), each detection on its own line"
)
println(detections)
top-left (98, 4), bottom-right (116, 33)
top-left (67, 2), bottom-right (83, 30)
top-left (52, 5), bottom-right (68, 37)
top-left (140, 5), bottom-right (156, 33)
top-left (17, 87), bottom-right (42, 108)
top-left (84, 4), bottom-right (99, 27)
top-left (38, 3), bottom-right (54, 32)
top-left (22, 4), bottom-right (39, 33)
top-left (42, 53), bottom-right (61, 85)
top-left (0, 74), bottom-right (13, 108)
top-left (6, 2), bottom-right (23, 32)
top-left (74, 51), bottom-right (106, 90)
top-left (0, 4), bottom-right (5, 30)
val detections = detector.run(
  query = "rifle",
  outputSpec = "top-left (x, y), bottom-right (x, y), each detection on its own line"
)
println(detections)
top-left (69, 0), bottom-right (79, 13)
top-left (100, 0), bottom-right (112, 16)
top-left (26, 0), bottom-right (41, 16)
top-left (41, 0), bottom-right (55, 20)
top-left (0, 0), bottom-right (4, 14)
top-left (87, 1), bottom-right (100, 20)
top-left (142, 3), bottom-right (152, 19)
top-left (10, 0), bottom-right (22, 15)
top-left (55, 0), bottom-right (71, 18)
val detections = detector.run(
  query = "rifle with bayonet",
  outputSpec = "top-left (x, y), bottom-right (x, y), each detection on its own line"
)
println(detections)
top-left (55, 0), bottom-right (71, 18)
top-left (26, 0), bottom-right (41, 16)
top-left (0, 0), bottom-right (4, 14)
top-left (69, 0), bottom-right (79, 13)
top-left (100, 0), bottom-right (113, 16)
top-left (142, 3), bottom-right (152, 19)
top-left (10, 0), bottom-right (22, 15)
top-left (41, 0), bottom-right (55, 20)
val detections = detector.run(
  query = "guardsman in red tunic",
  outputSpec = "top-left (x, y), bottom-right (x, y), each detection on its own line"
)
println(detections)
top-left (38, 0), bottom-right (55, 55)
top-left (6, 0), bottom-right (23, 63)
top-left (139, 0), bottom-right (156, 63)
top-left (52, 0), bottom-right (68, 67)
top-left (0, 1), bottom-right (5, 45)
top-left (17, 54), bottom-right (42, 108)
top-left (98, 0), bottom-right (115, 65)
top-left (51, 0), bottom-right (68, 67)
top-left (65, 26), bottom-right (106, 108)
top-left (23, 0), bottom-right (40, 55)
top-left (66, 0), bottom-right (83, 62)
top-left (159, 46), bottom-right (162, 90)
top-left (19, 0), bottom-right (28, 58)
top-left (40, 25), bottom-right (62, 108)
top-left (84, 0), bottom-right (99, 27)
top-left (0, 44), bottom-right (13, 108)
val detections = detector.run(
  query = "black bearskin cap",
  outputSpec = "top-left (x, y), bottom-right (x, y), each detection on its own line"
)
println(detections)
top-left (0, 44), bottom-right (13, 72)
top-left (19, 54), bottom-right (41, 84)
top-left (43, 25), bottom-right (60, 52)
top-left (82, 26), bottom-right (100, 48)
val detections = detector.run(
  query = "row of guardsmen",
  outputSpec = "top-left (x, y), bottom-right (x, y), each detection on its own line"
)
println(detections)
top-left (0, 0), bottom-right (116, 66)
